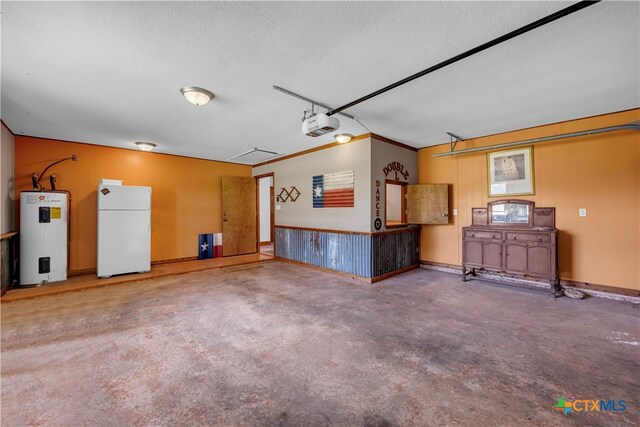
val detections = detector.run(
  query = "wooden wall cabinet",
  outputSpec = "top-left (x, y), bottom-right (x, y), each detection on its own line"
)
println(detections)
top-left (406, 184), bottom-right (449, 224)
top-left (462, 200), bottom-right (561, 297)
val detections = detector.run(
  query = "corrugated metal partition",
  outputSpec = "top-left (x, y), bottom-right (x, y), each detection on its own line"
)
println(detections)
top-left (372, 228), bottom-right (419, 277)
top-left (275, 226), bottom-right (418, 280)
top-left (276, 227), bottom-right (372, 277)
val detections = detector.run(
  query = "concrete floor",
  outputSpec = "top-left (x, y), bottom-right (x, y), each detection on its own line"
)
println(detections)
top-left (2, 262), bottom-right (638, 426)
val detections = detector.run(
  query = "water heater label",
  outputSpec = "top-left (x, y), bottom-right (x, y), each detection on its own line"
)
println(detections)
top-left (50, 207), bottom-right (62, 219)
top-left (26, 195), bottom-right (38, 204)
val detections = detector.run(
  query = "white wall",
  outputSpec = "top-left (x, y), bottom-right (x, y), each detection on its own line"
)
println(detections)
top-left (371, 137), bottom-right (418, 231)
top-left (253, 138), bottom-right (372, 232)
top-left (259, 176), bottom-right (272, 242)
top-left (386, 183), bottom-right (402, 221)
top-left (1, 123), bottom-right (15, 233)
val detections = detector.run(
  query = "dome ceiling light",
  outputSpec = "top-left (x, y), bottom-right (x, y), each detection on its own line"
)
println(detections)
top-left (135, 142), bottom-right (156, 152)
top-left (180, 86), bottom-right (214, 106)
top-left (335, 134), bottom-right (352, 144)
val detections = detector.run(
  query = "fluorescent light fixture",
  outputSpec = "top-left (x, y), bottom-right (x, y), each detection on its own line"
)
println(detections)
top-left (180, 86), bottom-right (214, 106)
top-left (335, 133), bottom-right (352, 144)
top-left (135, 142), bottom-right (156, 152)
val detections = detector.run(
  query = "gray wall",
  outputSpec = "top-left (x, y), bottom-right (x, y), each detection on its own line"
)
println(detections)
top-left (1, 123), bottom-right (15, 233)
top-left (370, 137), bottom-right (418, 231)
top-left (253, 138), bottom-right (372, 233)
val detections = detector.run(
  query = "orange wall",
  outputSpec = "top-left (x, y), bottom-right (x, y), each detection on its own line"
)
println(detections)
top-left (418, 109), bottom-right (640, 291)
top-left (14, 137), bottom-right (251, 272)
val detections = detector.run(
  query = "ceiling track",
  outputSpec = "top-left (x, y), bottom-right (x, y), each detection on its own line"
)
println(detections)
top-left (273, 86), bottom-right (356, 120)
top-left (326, 0), bottom-right (600, 117)
top-left (432, 122), bottom-right (640, 158)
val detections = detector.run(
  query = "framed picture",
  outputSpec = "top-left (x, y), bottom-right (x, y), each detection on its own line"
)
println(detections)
top-left (487, 146), bottom-right (534, 197)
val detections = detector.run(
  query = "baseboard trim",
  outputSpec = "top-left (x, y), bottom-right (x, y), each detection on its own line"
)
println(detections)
top-left (558, 280), bottom-right (640, 298)
top-left (371, 265), bottom-right (419, 283)
top-left (274, 257), bottom-right (418, 284)
top-left (275, 257), bottom-right (371, 282)
top-left (419, 260), bottom-right (640, 303)
top-left (68, 268), bottom-right (97, 277)
top-left (151, 256), bottom-right (199, 265)
top-left (68, 256), bottom-right (200, 277)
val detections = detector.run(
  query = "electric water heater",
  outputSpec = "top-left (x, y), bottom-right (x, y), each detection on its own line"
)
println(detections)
top-left (20, 191), bottom-right (68, 285)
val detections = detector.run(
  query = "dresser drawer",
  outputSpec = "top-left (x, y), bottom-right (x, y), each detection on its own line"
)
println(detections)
top-left (506, 232), bottom-right (551, 243)
top-left (465, 230), bottom-right (502, 240)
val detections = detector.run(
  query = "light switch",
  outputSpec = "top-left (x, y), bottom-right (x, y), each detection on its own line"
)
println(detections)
top-left (453, 208), bottom-right (458, 216)
top-left (276, 205), bottom-right (282, 211)
top-left (579, 208), bottom-right (587, 217)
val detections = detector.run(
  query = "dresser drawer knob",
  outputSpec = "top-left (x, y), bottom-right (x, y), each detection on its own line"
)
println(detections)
top-left (538, 237), bottom-right (542, 242)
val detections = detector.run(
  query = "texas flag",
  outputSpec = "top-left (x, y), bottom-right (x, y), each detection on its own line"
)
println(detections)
top-left (312, 170), bottom-right (354, 208)
top-left (198, 233), bottom-right (214, 259)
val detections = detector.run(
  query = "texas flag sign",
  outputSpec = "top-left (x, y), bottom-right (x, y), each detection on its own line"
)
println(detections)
top-left (313, 170), bottom-right (354, 208)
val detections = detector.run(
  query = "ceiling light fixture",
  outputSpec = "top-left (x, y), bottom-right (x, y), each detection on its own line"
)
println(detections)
top-left (180, 86), bottom-right (214, 106)
top-left (335, 134), bottom-right (352, 144)
top-left (135, 142), bottom-right (156, 152)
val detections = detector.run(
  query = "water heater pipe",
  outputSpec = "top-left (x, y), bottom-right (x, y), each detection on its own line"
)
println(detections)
top-left (33, 155), bottom-right (78, 189)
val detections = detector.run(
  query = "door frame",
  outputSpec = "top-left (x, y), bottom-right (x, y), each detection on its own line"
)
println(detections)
top-left (385, 179), bottom-right (408, 229)
top-left (254, 172), bottom-right (275, 253)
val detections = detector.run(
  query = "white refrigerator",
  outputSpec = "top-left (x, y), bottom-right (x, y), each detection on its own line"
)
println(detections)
top-left (97, 183), bottom-right (151, 278)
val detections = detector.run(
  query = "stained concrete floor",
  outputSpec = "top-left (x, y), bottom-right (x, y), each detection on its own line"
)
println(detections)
top-left (1, 262), bottom-right (638, 426)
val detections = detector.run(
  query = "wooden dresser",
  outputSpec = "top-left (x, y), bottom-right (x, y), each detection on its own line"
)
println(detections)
top-left (462, 200), bottom-right (561, 297)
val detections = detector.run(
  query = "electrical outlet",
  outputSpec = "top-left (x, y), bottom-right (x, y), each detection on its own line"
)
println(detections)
top-left (579, 208), bottom-right (587, 217)
top-left (453, 208), bottom-right (458, 216)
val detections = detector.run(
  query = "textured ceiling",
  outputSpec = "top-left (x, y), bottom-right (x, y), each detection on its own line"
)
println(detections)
top-left (1, 1), bottom-right (638, 163)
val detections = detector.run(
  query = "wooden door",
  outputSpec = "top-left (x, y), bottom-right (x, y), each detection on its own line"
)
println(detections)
top-left (482, 242), bottom-right (503, 270)
top-left (504, 243), bottom-right (527, 273)
top-left (222, 176), bottom-right (257, 256)
top-left (527, 245), bottom-right (552, 276)
top-left (462, 239), bottom-right (483, 266)
top-left (406, 184), bottom-right (449, 224)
